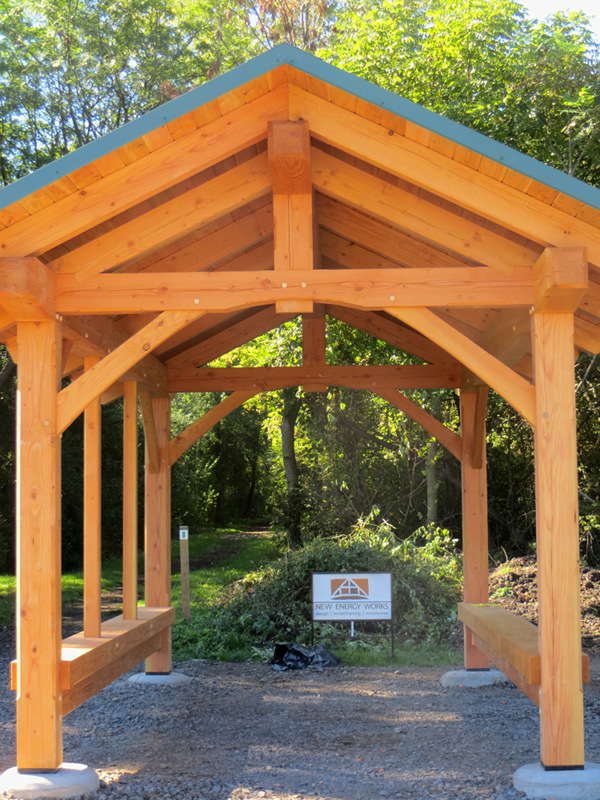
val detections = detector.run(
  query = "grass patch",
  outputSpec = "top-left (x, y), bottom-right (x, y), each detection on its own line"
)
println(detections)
top-left (172, 520), bottom-right (464, 668)
top-left (171, 529), bottom-right (281, 609)
top-left (0, 556), bottom-right (132, 626)
top-left (333, 640), bottom-right (461, 668)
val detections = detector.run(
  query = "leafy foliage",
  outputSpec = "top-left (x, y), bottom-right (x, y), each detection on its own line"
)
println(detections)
top-left (0, 2), bottom-right (600, 579)
top-left (172, 517), bottom-right (462, 661)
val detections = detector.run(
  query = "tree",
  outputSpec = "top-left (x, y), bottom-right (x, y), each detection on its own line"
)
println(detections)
top-left (324, 0), bottom-right (600, 184)
top-left (0, 0), bottom-right (254, 183)
top-left (237, 0), bottom-right (338, 52)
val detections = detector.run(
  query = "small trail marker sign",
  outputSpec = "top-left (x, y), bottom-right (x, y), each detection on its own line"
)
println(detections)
top-left (312, 573), bottom-right (392, 620)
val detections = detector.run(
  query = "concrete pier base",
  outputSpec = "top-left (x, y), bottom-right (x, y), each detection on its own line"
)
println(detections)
top-left (128, 670), bottom-right (191, 685)
top-left (513, 762), bottom-right (600, 799)
top-left (0, 763), bottom-right (99, 799)
top-left (440, 668), bottom-right (508, 688)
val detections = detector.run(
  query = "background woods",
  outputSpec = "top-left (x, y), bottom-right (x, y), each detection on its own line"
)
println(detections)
top-left (0, 0), bottom-right (599, 571)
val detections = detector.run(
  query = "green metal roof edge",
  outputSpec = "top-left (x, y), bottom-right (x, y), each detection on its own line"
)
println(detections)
top-left (2, 43), bottom-right (600, 214)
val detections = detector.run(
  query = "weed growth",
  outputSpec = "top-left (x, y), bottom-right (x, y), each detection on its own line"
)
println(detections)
top-left (172, 517), bottom-right (462, 662)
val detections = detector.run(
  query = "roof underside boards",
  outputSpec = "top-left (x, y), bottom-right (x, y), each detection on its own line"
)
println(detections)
top-left (1, 45), bottom-right (600, 421)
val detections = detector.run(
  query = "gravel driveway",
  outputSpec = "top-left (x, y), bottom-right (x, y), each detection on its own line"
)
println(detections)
top-left (1, 628), bottom-right (600, 800)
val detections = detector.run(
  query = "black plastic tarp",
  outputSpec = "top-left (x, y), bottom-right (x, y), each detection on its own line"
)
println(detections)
top-left (272, 642), bottom-right (341, 671)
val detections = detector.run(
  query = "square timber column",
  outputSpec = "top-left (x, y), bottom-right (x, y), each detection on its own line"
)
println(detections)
top-left (533, 247), bottom-right (587, 768)
top-left (16, 319), bottom-right (63, 771)
top-left (268, 120), bottom-right (316, 315)
top-left (144, 395), bottom-right (172, 674)
top-left (461, 387), bottom-right (490, 670)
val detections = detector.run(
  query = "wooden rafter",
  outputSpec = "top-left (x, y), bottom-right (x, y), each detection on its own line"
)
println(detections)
top-left (310, 148), bottom-right (539, 272)
top-left (325, 305), bottom-right (459, 368)
top-left (317, 194), bottom-right (474, 270)
top-left (574, 315), bottom-right (600, 354)
top-left (166, 306), bottom-right (293, 370)
top-left (290, 86), bottom-right (600, 267)
top-left (49, 154), bottom-right (272, 278)
top-left (127, 203), bottom-right (274, 275)
top-left (0, 86), bottom-right (287, 259)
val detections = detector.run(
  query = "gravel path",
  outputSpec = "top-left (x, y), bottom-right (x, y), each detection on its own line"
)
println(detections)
top-left (2, 628), bottom-right (600, 800)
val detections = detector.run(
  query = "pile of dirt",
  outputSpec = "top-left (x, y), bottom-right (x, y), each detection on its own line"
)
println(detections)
top-left (489, 556), bottom-right (600, 649)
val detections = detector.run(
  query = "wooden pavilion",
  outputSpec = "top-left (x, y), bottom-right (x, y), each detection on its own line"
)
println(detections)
top-left (1, 44), bottom-right (600, 778)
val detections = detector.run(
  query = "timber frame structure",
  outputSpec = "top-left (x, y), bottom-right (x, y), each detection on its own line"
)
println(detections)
top-left (1, 44), bottom-right (600, 776)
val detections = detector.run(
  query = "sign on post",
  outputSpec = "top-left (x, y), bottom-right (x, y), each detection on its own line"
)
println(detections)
top-left (312, 572), bottom-right (394, 658)
top-left (179, 525), bottom-right (190, 620)
top-left (312, 573), bottom-right (392, 620)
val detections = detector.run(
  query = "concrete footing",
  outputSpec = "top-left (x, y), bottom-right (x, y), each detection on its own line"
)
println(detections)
top-left (128, 670), bottom-right (191, 685)
top-left (0, 763), bottom-right (99, 799)
top-left (440, 668), bottom-right (508, 688)
top-left (513, 762), bottom-right (600, 799)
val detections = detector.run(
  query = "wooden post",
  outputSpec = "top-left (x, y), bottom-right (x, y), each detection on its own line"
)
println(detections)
top-left (83, 356), bottom-right (102, 638)
top-left (16, 319), bottom-right (63, 771)
top-left (179, 526), bottom-right (191, 621)
top-left (461, 388), bottom-right (490, 670)
top-left (145, 395), bottom-right (172, 673)
top-left (123, 381), bottom-right (138, 620)
top-left (302, 305), bottom-right (326, 392)
top-left (533, 311), bottom-right (584, 768)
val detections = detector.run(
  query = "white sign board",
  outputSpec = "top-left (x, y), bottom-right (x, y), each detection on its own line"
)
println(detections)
top-left (312, 573), bottom-right (392, 621)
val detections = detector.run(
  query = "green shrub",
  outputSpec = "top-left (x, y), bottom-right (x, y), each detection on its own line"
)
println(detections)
top-left (172, 516), bottom-right (462, 661)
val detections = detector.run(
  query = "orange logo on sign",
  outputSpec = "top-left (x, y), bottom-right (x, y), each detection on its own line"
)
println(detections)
top-left (330, 577), bottom-right (369, 599)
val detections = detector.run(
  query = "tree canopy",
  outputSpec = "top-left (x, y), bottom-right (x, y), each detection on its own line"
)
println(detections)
top-left (0, 0), bottom-right (599, 569)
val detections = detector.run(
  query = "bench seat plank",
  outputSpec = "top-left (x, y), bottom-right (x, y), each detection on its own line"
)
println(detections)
top-left (11, 606), bottom-right (175, 713)
top-left (458, 602), bottom-right (588, 708)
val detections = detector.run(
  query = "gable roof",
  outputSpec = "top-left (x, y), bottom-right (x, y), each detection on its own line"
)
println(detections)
top-left (2, 44), bottom-right (600, 213)
top-left (1, 43), bottom-right (600, 427)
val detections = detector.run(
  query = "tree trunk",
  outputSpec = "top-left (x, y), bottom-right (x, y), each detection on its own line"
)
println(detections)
top-left (426, 439), bottom-right (438, 527)
top-left (426, 396), bottom-right (441, 527)
top-left (281, 388), bottom-right (303, 548)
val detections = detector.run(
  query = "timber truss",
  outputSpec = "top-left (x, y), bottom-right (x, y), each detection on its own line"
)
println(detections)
top-left (1, 45), bottom-right (600, 778)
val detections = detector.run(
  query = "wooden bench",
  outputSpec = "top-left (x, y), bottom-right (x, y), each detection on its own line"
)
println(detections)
top-left (11, 606), bottom-right (175, 714)
top-left (458, 603), bottom-right (589, 706)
